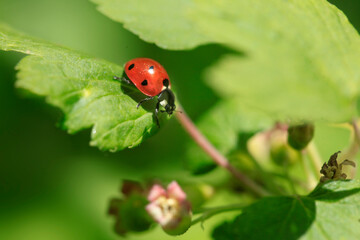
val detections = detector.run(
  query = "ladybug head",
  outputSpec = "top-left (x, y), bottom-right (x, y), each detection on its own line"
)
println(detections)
top-left (158, 88), bottom-right (176, 116)
top-left (164, 100), bottom-right (176, 115)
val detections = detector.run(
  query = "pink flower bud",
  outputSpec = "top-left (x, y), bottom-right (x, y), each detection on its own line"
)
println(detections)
top-left (146, 181), bottom-right (192, 235)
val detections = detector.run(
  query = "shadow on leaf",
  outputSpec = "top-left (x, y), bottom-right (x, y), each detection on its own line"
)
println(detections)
top-left (212, 196), bottom-right (316, 240)
top-left (308, 181), bottom-right (360, 202)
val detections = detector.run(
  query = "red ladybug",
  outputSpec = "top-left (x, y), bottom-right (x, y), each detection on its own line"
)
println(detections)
top-left (114, 58), bottom-right (176, 126)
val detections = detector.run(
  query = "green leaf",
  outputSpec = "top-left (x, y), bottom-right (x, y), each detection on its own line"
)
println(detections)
top-left (197, 0), bottom-right (360, 122)
top-left (205, 53), bottom-right (355, 122)
top-left (90, 0), bottom-right (211, 50)
top-left (93, 0), bottom-right (360, 122)
top-left (0, 23), bottom-right (161, 151)
top-left (213, 197), bottom-right (315, 240)
top-left (303, 181), bottom-right (360, 240)
top-left (212, 180), bottom-right (360, 240)
top-left (185, 100), bottom-right (273, 174)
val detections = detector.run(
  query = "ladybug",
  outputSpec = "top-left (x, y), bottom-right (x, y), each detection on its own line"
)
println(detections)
top-left (114, 58), bottom-right (176, 126)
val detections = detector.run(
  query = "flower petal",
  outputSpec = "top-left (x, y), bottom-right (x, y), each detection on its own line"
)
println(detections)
top-left (167, 181), bottom-right (187, 201)
top-left (148, 184), bottom-right (166, 201)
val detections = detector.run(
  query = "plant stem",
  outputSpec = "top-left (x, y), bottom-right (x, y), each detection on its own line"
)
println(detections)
top-left (283, 161), bottom-right (297, 195)
top-left (175, 105), bottom-right (270, 197)
top-left (342, 119), bottom-right (360, 178)
top-left (346, 120), bottom-right (360, 160)
top-left (352, 119), bottom-right (360, 146)
top-left (245, 155), bottom-right (286, 195)
top-left (300, 151), bottom-right (317, 190)
top-left (306, 142), bottom-right (323, 179)
top-left (191, 204), bottom-right (244, 226)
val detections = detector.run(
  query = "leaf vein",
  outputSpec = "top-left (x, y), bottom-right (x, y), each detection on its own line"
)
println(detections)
top-left (97, 113), bottom-right (152, 142)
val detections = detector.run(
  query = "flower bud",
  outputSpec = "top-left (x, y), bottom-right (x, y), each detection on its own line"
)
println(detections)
top-left (287, 123), bottom-right (314, 150)
top-left (108, 180), bottom-right (152, 236)
top-left (146, 181), bottom-right (192, 235)
top-left (268, 125), bottom-right (299, 165)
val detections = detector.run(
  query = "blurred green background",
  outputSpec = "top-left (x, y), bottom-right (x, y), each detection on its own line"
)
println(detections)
top-left (0, 0), bottom-right (358, 239)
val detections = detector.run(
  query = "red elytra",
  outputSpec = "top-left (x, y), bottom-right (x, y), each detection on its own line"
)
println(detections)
top-left (124, 58), bottom-right (171, 97)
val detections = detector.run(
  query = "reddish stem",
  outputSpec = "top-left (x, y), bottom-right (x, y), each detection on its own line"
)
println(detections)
top-left (175, 106), bottom-right (270, 197)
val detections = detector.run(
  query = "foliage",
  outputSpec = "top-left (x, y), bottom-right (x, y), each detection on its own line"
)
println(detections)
top-left (185, 100), bottom-right (274, 174)
top-left (93, 0), bottom-right (360, 122)
top-left (0, 23), bottom-right (161, 151)
top-left (213, 180), bottom-right (360, 240)
top-left (92, 0), bottom-right (360, 173)
top-left (1, 0), bottom-right (360, 239)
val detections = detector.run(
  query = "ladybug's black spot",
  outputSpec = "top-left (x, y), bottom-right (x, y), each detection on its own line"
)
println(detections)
top-left (128, 64), bottom-right (135, 70)
top-left (141, 79), bottom-right (148, 86)
top-left (163, 79), bottom-right (169, 87)
top-left (149, 66), bottom-right (154, 70)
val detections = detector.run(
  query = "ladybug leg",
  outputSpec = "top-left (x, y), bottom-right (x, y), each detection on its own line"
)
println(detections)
top-left (155, 101), bottom-right (160, 127)
top-left (121, 77), bottom-right (132, 85)
top-left (113, 76), bottom-right (133, 85)
top-left (136, 96), bottom-right (154, 109)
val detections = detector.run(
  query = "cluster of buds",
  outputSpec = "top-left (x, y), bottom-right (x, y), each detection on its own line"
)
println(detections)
top-left (320, 151), bottom-right (356, 183)
top-left (248, 123), bottom-right (299, 165)
top-left (248, 122), bottom-right (315, 165)
top-left (108, 180), bottom-right (192, 236)
top-left (146, 181), bottom-right (192, 235)
top-left (108, 180), bottom-right (152, 236)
